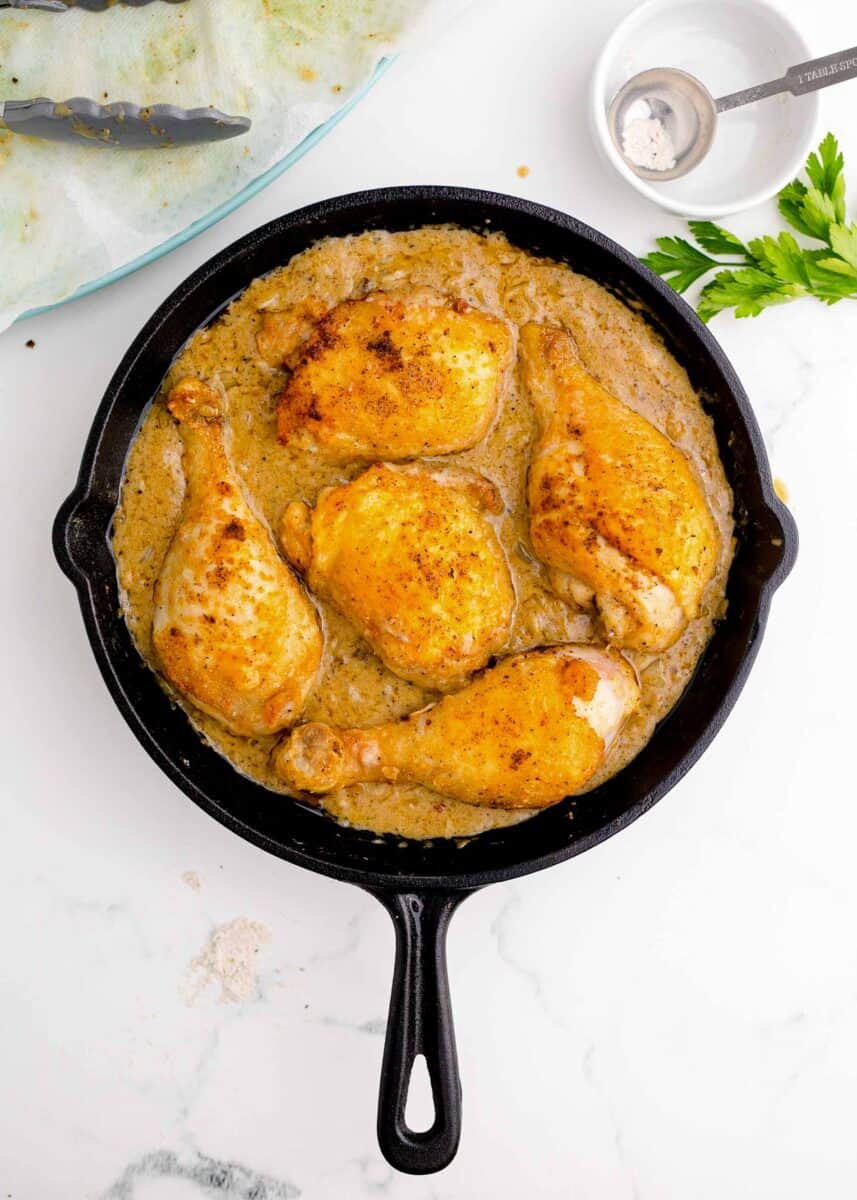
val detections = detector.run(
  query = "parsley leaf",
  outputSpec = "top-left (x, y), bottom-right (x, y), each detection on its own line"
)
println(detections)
top-left (640, 237), bottom-right (719, 293)
top-left (800, 187), bottom-right (839, 242)
top-left (777, 179), bottom-right (816, 239)
top-left (643, 132), bottom-right (857, 319)
top-left (804, 253), bottom-right (857, 304)
top-left (830, 223), bottom-right (857, 270)
top-left (746, 233), bottom-right (811, 287)
top-left (687, 221), bottom-right (750, 258)
top-left (697, 269), bottom-right (802, 323)
top-left (805, 132), bottom-right (846, 222)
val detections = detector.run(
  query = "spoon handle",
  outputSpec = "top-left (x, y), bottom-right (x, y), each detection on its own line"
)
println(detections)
top-left (716, 45), bottom-right (857, 113)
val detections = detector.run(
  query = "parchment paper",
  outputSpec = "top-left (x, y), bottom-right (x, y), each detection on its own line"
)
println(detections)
top-left (0, 0), bottom-right (439, 330)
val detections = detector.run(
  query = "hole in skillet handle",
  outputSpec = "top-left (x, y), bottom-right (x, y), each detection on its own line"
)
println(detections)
top-left (405, 1054), bottom-right (435, 1132)
top-left (366, 887), bottom-right (474, 1174)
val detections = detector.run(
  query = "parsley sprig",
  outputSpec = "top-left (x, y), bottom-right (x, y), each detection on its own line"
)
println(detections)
top-left (642, 134), bottom-right (857, 321)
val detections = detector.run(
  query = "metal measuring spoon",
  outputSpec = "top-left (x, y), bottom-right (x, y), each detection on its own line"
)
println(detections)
top-left (608, 45), bottom-right (857, 182)
top-left (0, 97), bottom-right (251, 147)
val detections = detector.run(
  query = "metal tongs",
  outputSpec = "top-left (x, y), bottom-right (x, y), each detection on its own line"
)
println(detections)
top-left (0, 0), bottom-right (251, 147)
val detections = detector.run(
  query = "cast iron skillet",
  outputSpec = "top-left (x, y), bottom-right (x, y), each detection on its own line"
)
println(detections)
top-left (53, 187), bottom-right (797, 1175)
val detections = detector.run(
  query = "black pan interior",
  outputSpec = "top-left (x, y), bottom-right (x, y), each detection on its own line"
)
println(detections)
top-left (55, 188), bottom-right (796, 892)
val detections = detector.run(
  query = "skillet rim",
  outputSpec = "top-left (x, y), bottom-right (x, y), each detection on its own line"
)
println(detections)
top-left (53, 185), bottom-right (797, 892)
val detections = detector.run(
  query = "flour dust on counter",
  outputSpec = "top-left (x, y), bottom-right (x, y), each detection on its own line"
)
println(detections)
top-left (183, 917), bottom-right (272, 1006)
top-left (113, 226), bottom-right (734, 841)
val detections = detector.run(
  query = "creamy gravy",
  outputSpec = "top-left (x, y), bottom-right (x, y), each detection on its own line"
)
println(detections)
top-left (113, 226), bottom-right (734, 840)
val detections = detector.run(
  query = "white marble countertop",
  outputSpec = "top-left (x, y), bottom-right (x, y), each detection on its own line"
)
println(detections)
top-left (2, 1), bottom-right (856, 1195)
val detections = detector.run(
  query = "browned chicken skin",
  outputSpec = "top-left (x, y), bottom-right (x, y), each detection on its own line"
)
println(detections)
top-left (152, 378), bottom-right (323, 737)
top-left (274, 287), bottom-right (513, 461)
top-left (281, 462), bottom-right (515, 692)
top-left (274, 646), bottom-right (640, 808)
top-left (520, 324), bottom-right (719, 653)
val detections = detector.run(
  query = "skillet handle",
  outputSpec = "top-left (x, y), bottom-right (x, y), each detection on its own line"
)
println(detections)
top-left (367, 888), bottom-right (471, 1174)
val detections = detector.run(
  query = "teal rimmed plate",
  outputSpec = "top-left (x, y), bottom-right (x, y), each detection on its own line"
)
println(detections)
top-left (21, 57), bottom-right (393, 323)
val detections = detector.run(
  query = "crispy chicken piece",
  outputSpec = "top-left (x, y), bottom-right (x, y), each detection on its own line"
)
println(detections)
top-left (520, 324), bottom-right (719, 653)
top-left (274, 646), bottom-right (639, 808)
top-left (281, 462), bottom-right (515, 691)
top-left (276, 288), bottom-right (513, 461)
top-left (152, 378), bottom-right (323, 737)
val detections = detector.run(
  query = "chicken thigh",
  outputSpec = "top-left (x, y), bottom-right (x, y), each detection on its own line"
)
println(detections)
top-left (520, 324), bottom-right (719, 653)
top-left (281, 462), bottom-right (515, 691)
top-left (274, 646), bottom-right (639, 808)
top-left (276, 288), bottom-right (513, 461)
top-left (152, 378), bottom-right (323, 737)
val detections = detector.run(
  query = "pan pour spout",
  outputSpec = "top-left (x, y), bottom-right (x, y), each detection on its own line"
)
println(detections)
top-left (275, 645), bottom-right (640, 808)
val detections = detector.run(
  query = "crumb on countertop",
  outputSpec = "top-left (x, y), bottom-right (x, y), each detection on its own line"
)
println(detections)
top-left (25, 339), bottom-right (35, 348)
top-left (774, 477), bottom-right (790, 504)
top-left (182, 870), bottom-right (201, 891)
top-left (516, 164), bottom-right (530, 178)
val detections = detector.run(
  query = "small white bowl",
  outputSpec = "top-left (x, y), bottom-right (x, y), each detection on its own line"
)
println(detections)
top-left (590, 0), bottom-right (820, 217)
